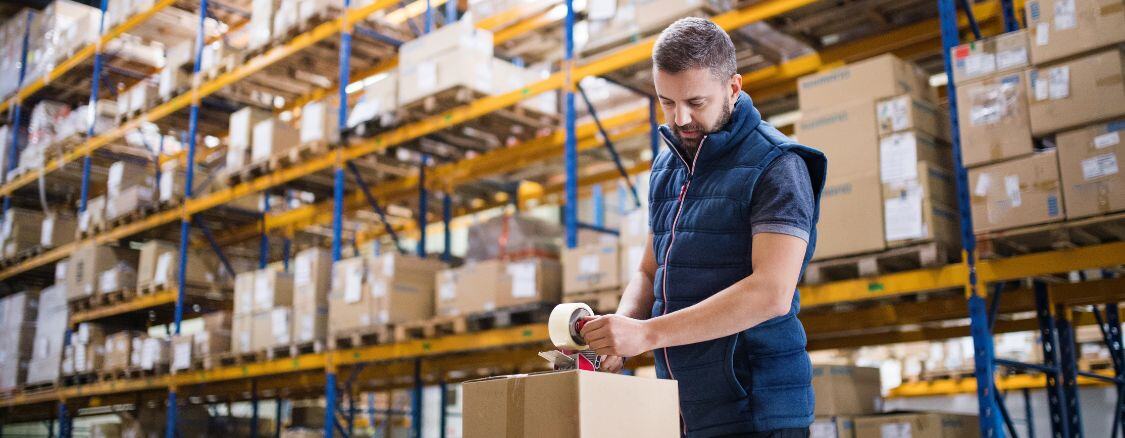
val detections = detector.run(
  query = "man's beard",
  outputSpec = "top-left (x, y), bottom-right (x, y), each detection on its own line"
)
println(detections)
top-left (673, 94), bottom-right (732, 150)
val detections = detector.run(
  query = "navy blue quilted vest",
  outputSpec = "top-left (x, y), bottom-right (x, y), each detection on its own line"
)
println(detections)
top-left (649, 91), bottom-right (827, 436)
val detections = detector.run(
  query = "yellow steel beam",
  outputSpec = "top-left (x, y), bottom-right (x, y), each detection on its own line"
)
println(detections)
top-left (494, 7), bottom-right (558, 44)
top-left (69, 288), bottom-right (177, 324)
top-left (0, 0), bottom-right (176, 115)
top-left (888, 369), bottom-right (1113, 399)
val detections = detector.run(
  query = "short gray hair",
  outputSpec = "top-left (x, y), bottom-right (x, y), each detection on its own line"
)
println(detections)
top-left (652, 17), bottom-right (737, 79)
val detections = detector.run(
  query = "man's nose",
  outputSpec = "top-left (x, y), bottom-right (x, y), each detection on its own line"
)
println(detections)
top-left (674, 106), bottom-right (692, 127)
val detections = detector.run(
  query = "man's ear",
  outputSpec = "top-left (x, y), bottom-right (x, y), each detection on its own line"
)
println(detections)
top-left (730, 73), bottom-right (743, 100)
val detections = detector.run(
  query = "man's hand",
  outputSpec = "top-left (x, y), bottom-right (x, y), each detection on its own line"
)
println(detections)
top-left (580, 314), bottom-right (654, 358)
top-left (599, 355), bottom-right (625, 373)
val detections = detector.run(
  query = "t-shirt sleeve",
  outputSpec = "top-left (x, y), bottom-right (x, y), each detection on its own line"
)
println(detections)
top-left (750, 152), bottom-right (815, 242)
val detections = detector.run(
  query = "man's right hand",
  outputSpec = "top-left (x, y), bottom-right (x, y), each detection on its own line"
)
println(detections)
top-left (599, 355), bottom-right (625, 373)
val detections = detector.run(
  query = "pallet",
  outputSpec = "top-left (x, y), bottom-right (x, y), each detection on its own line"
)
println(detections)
top-left (102, 204), bottom-right (160, 231)
top-left (98, 366), bottom-right (161, 383)
top-left (268, 141), bottom-right (331, 170)
top-left (68, 287), bottom-right (138, 312)
top-left (464, 302), bottom-right (555, 332)
top-left (804, 241), bottom-right (955, 284)
top-left (264, 340), bottom-right (325, 361)
top-left (135, 280), bottom-right (216, 296)
top-left (212, 350), bottom-right (264, 369)
top-left (976, 212), bottom-right (1125, 259)
top-left (61, 371), bottom-right (98, 387)
top-left (1079, 356), bottom-right (1115, 373)
top-left (562, 288), bottom-right (623, 314)
top-left (17, 380), bottom-right (58, 394)
top-left (0, 245), bottom-right (46, 267)
top-left (398, 86), bottom-right (557, 142)
top-left (220, 158), bottom-right (271, 187)
top-left (328, 325), bottom-right (396, 350)
top-left (393, 316), bottom-right (471, 342)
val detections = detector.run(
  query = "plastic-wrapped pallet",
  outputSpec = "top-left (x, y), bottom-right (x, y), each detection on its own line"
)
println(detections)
top-left (24, 1), bottom-right (99, 88)
top-left (25, 285), bottom-right (67, 385)
top-left (465, 214), bottom-right (562, 262)
top-left (0, 290), bottom-right (39, 391)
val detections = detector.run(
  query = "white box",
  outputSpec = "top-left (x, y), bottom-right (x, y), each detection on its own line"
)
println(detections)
top-left (399, 18), bottom-right (493, 68)
top-left (299, 99), bottom-right (339, 145)
top-left (229, 107), bottom-right (271, 151)
top-left (251, 118), bottom-right (300, 163)
top-left (398, 50), bottom-right (494, 106)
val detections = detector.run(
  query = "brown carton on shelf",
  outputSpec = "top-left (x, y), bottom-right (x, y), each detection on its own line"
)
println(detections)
top-left (328, 256), bottom-right (373, 335)
top-left (883, 163), bottom-right (960, 248)
top-left (98, 262), bottom-right (138, 294)
top-left (65, 243), bottom-right (139, 301)
top-left (462, 370), bottom-right (679, 437)
top-left (496, 258), bottom-right (562, 309)
top-left (193, 310), bottom-right (232, 358)
top-left (812, 416), bottom-right (856, 438)
top-left (252, 269), bottom-right (295, 312)
top-left (1, 207), bottom-right (44, 259)
top-left (797, 98), bottom-right (879, 178)
top-left (1057, 120), bottom-right (1125, 218)
top-left (1025, 0), bottom-right (1125, 65)
top-left (797, 54), bottom-right (934, 110)
top-left (875, 94), bottom-right (949, 141)
top-left (105, 185), bottom-right (154, 221)
top-left (251, 118), bottom-right (300, 164)
top-left (950, 29), bottom-right (1029, 84)
top-left (563, 242), bottom-right (620, 295)
top-left (436, 261), bottom-right (503, 317)
top-left (78, 195), bottom-right (106, 234)
top-left (812, 365), bottom-right (882, 416)
top-left (619, 208), bottom-right (649, 245)
top-left (171, 334), bottom-right (193, 371)
top-left (854, 412), bottom-right (979, 438)
top-left (969, 150), bottom-right (1065, 233)
top-left (1025, 48), bottom-right (1125, 136)
top-left (815, 172), bottom-right (885, 260)
top-left (234, 270), bottom-right (256, 315)
top-left (878, 130), bottom-right (952, 181)
top-left (366, 253), bottom-right (445, 325)
top-left (137, 240), bottom-right (218, 291)
top-left (39, 212), bottom-right (76, 249)
top-left (618, 239), bottom-right (647, 286)
top-left (956, 70), bottom-right (1035, 167)
top-left (252, 307), bottom-right (292, 350)
top-left (293, 248), bottom-right (332, 344)
top-left (232, 313), bottom-right (254, 354)
top-left (103, 331), bottom-right (140, 371)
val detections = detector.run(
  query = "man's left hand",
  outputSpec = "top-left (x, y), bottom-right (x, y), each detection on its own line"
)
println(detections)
top-left (580, 314), bottom-right (654, 358)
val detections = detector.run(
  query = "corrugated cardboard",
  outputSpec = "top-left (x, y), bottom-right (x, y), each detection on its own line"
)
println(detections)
top-left (98, 263), bottom-right (137, 294)
top-left (878, 130), bottom-right (952, 183)
top-left (854, 412), bottom-right (979, 438)
top-left (0, 290), bottom-right (38, 391)
top-left (328, 256), bottom-right (373, 334)
top-left (398, 17), bottom-right (493, 68)
top-left (77, 195), bottom-right (106, 233)
top-left (252, 269), bottom-right (295, 312)
top-left (232, 313), bottom-right (254, 354)
top-left (398, 49), bottom-right (494, 106)
top-left (812, 416), bottom-right (856, 438)
top-left (106, 184), bottom-right (154, 220)
top-left (950, 29), bottom-right (1029, 84)
top-left (25, 285), bottom-right (66, 384)
top-left (293, 248), bottom-right (332, 344)
top-left (252, 307), bottom-right (291, 350)
top-left (251, 118), bottom-right (300, 163)
top-left (969, 150), bottom-right (1065, 233)
top-left (299, 98), bottom-right (339, 145)
top-left (1057, 120), bottom-right (1125, 218)
top-left (234, 270), bottom-right (257, 315)
top-left (563, 243), bottom-right (620, 295)
top-left (1025, 0), bottom-right (1125, 65)
top-left (39, 212), bottom-right (76, 248)
top-left (104, 331), bottom-right (139, 371)
top-left (138, 337), bottom-right (168, 371)
top-left (815, 172), bottom-right (885, 259)
top-left (1, 207), bottom-right (44, 258)
top-left (194, 311), bottom-right (231, 358)
top-left (1026, 48), bottom-right (1125, 136)
top-left (462, 370), bottom-right (679, 437)
top-left (366, 253), bottom-right (445, 325)
top-left (883, 163), bottom-right (960, 248)
top-left (107, 160), bottom-right (151, 196)
top-left (797, 98), bottom-right (879, 178)
top-left (812, 365), bottom-right (882, 416)
top-left (229, 105), bottom-right (272, 151)
top-left (797, 54), bottom-right (934, 110)
top-left (875, 94), bottom-right (949, 140)
top-left (496, 258), bottom-right (562, 309)
top-left (956, 70), bottom-right (1035, 167)
top-left (65, 244), bottom-right (139, 301)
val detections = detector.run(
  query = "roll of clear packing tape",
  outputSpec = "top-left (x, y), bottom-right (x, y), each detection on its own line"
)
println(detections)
top-left (549, 302), bottom-right (594, 350)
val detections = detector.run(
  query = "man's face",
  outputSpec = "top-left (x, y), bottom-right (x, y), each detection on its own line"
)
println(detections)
top-left (653, 67), bottom-right (741, 149)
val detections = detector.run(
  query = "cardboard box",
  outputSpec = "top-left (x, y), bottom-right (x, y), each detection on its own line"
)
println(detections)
top-left (107, 160), bottom-right (152, 196)
top-left (876, 94), bottom-right (948, 140)
top-left (25, 285), bottom-right (66, 385)
top-left (563, 243), bottom-right (620, 295)
top-left (104, 331), bottom-right (139, 371)
top-left (812, 416), bottom-right (856, 438)
top-left (969, 150), bottom-right (1065, 233)
top-left (138, 337), bottom-right (168, 371)
top-left (293, 248), bottom-right (332, 344)
top-left (137, 241), bottom-right (217, 291)
top-left (253, 269), bottom-right (295, 312)
top-left (398, 17), bottom-right (492, 68)
top-left (232, 313), bottom-right (254, 354)
top-left (462, 370), bottom-right (679, 437)
top-left (234, 270), bottom-right (257, 315)
top-left (299, 98), bottom-right (339, 145)
top-left (437, 258), bottom-right (562, 315)
top-left (854, 412), bottom-right (979, 438)
top-left (229, 106), bottom-right (272, 151)
top-left (883, 163), bottom-right (960, 248)
top-left (815, 173), bottom-right (885, 259)
top-left (812, 365), bottom-right (882, 416)
top-left (1025, 0), bottom-right (1125, 65)
top-left (797, 54), bottom-right (933, 110)
top-left (1, 207), bottom-right (44, 258)
top-left (950, 29), bottom-right (1029, 84)
top-left (171, 334), bottom-right (193, 371)
top-left (618, 240), bottom-right (646, 286)
top-left (106, 184), bottom-right (155, 221)
top-left (1057, 120), bottom-right (1125, 218)
top-left (39, 212), bottom-right (76, 248)
top-left (66, 244), bottom-right (139, 301)
top-left (398, 49), bottom-right (494, 106)
top-left (0, 290), bottom-right (39, 391)
top-left (252, 307), bottom-right (291, 350)
top-left (70, 342), bottom-right (104, 374)
top-left (366, 253), bottom-right (445, 325)
top-left (1026, 48), bottom-right (1125, 136)
top-left (619, 208), bottom-right (649, 245)
top-left (98, 263), bottom-right (138, 294)
top-left (879, 130), bottom-right (952, 183)
top-left (496, 258), bottom-right (562, 309)
top-left (251, 118), bottom-right (300, 163)
top-left (956, 70), bottom-right (1035, 166)
top-left (797, 99), bottom-right (880, 178)
top-left (247, 0), bottom-right (275, 51)
top-left (328, 256), bottom-right (372, 334)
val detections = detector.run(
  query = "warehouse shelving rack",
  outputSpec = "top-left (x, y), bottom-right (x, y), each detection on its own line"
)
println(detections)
top-left (0, 0), bottom-right (1121, 437)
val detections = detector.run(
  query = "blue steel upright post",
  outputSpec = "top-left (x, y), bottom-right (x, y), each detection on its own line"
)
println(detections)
top-left (563, 0), bottom-right (577, 249)
top-left (442, 192), bottom-right (452, 262)
top-left (418, 154), bottom-right (428, 257)
top-left (168, 1), bottom-right (209, 437)
top-left (326, 1), bottom-right (354, 436)
top-left (3, 12), bottom-right (33, 217)
top-left (937, 0), bottom-right (1002, 436)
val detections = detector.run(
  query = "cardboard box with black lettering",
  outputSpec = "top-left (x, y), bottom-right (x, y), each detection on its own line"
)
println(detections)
top-left (875, 94), bottom-right (949, 140)
top-left (815, 172), bottom-right (885, 260)
top-left (955, 70), bottom-right (1035, 167)
top-left (1026, 48), bottom-right (1125, 136)
top-left (1025, 0), bottom-right (1125, 65)
top-left (1057, 120), bottom-right (1125, 218)
top-left (462, 370), bottom-right (679, 437)
top-left (812, 365), bottom-right (882, 416)
top-left (797, 54), bottom-right (933, 110)
top-left (854, 412), bottom-right (979, 438)
top-left (563, 243), bottom-right (620, 295)
top-left (969, 150), bottom-right (1065, 233)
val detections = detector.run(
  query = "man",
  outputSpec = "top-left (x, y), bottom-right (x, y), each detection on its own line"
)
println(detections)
top-left (579, 17), bottom-right (827, 437)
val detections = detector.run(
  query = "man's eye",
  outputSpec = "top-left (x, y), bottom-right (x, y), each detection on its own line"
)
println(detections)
top-left (690, 101), bottom-right (704, 107)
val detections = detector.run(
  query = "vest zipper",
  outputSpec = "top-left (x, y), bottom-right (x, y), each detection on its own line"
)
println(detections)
top-left (660, 134), bottom-right (705, 435)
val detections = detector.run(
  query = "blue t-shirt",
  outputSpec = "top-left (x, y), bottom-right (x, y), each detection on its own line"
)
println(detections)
top-left (749, 152), bottom-right (815, 242)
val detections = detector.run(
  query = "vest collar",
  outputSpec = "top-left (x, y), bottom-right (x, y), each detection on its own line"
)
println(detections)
top-left (658, 91), bottom-right (763, 169)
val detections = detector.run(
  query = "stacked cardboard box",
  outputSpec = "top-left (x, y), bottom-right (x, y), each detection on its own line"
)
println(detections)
top-left (158, 158), bottom-right (212, 203)
top-left (293, 248), bottom-right (331, 344)
top-left (811, 365), bottom-right (883, 438)
top-left (233, 268), bottom-right (295, 351)
top-left (226, 107), bottom-right (271, 172)
top-left (1026, 48), bottom-right (1125, 136)
top-left (299, 98), bottom-right (340, 146)
top-left (40, 212), bottom-right (77, 249)
top-left (79, 195), bottom-right (107, 234)
top-left (854, 412), bottom-right (979, 438)
top-left (25, 284), bottom-right (66, 385)
top-left (581, 0), bottom-right (722, 56)
top-left (562, 241), bottom-right (620, 295)
top-left (436, 258), bottom-right (561, 317)
top-left (246, 0), bottom-right (276, 52)
top-left (1024, 0), bottom-right (1125, 66)
top-left (63, 323), bottom-right (105, 376)
top-left (104, 331), bottom-right (142, 371)
top-left (127, 335), bottom-right (169, 371)
top-left (105, 160), bottom-right (156, 221)
top-left (0, 290), bottom-right (38, 391)
top-left (969, 149), bottom-right (1065, 232)
top-left (0, 208), bottom-right (45, 259)
top-left (328, 253), bottom-right (446, 336)
top-left (135, 240), bottom-right (219, 292)
top-left (65, 243), bottom-right (139, 301)
top-left (796, 54), bottom-right (945, 259)
top-left (251, 118), bottom-right (301, 164)
top-left (397, 19), bottom-right (494, 106)
top-left (1057, 120), bottom-right (1125, 218)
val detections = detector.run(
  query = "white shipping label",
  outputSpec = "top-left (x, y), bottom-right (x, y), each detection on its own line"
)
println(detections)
top-left (370, 280), bottom-right (387, 298)
top-left (884, 186), bottom-right (925, 242)
top-left (963, 53), bottom-right (996, 78)
top-left (1081, 153), bottom-right (1119, 181)
top-left (344, 265), bottom-right (363, 303)
top-left (172, 342), bottom-right (190, 370)
top-left (879, 133), bottom-right (919, 183)
top-left (877, 97), bottom-right (909, 132)
top-left (809, 421), bottom-right (838, 438)
top-left (579, 255), bottom-right (600, 274)
top-left (159, 172), bottom-right (173, 202)
top-left (382, 253), bottom-right (394, 276)
top-left (100, 269), bottom-right (118, 293)
top-left (1095, 132), bottom-right (1121, 149)
top-left (507, 262), bottom-right (538, 298)
top-left (78, 211), bottom-right (89, 232)
top-left (154, 252), bottom-right (172, 286)
top-left (299, 315), bottom-right (313, 342)
top-left (1036, 22), bottom-right (1050, 45)
top-left (294, 253), bottom-right (312, 286)
top-left (40, 216), bottom-right (54, 246)
top-left (272, 311), bottom-right (289, 342)
top-left (880, 422), bottom-right (912, 438)
top-left (974, 173), bottom-right (992, 197)
top-left (254, 272), bottom-right (271, 308)
top-left (1005, 174), bottom-right (1022, 207)
top-left (1033, 71), bottom-right (1049, 101)
top-left (438, 279), bottom-right (455, 300)
top-left (417, 62), bottom-right (437, 91)
top-left (996, 47), bottom-right (1028, 70)
top-left (1047, 66), bottom-right (1069, 100)
top-left (1053, 0), bottom-right (1076, 29)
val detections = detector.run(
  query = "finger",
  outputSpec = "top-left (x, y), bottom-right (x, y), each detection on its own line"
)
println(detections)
top-left (588, 338), bottom-right (612, 350)
top-left (579, 316), bottom-right (606, 336)
top-left (581, 324), bottom-right (609, 341)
